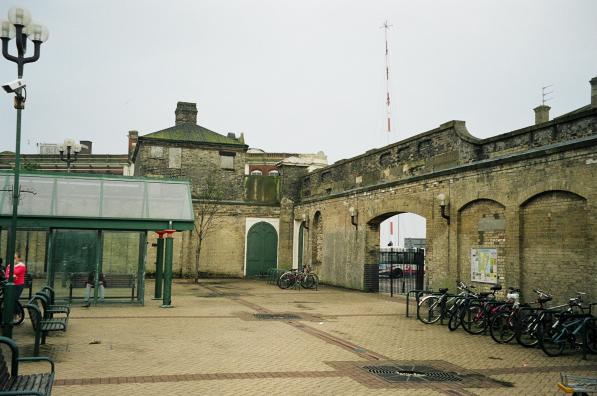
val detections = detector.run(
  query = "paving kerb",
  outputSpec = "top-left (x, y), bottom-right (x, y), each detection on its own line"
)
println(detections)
top-left (8, 279), bottom-right (597, 396)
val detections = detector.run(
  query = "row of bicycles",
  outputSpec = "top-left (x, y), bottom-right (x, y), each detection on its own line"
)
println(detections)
top-left (415, 282), bottom-right (597, 358)
top-left (276, 266), bottom-right (319, 290)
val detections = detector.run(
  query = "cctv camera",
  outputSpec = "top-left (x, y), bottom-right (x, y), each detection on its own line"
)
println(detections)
top-left (2, 79), bottom-right (26, 94)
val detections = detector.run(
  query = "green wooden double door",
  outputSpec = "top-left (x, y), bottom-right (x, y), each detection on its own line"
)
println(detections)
top-left (246, 222), bottom-right (278, 277)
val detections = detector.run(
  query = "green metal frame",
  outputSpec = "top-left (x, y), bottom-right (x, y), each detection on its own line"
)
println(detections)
top-left (0, 217), bottom-right (193, 231)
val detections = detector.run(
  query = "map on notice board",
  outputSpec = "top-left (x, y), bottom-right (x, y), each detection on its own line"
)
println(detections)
top-left (471, 248), bottom-right (497, 283)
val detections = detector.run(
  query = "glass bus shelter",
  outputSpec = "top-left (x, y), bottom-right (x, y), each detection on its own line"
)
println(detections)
top-left (0, 172), bottom-right (194, 305)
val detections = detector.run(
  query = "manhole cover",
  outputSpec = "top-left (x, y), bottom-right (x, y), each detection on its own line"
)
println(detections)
top-left (254, 313), bottom-right (301, 320)
top-left (363, 365), bottom-right (462, 383)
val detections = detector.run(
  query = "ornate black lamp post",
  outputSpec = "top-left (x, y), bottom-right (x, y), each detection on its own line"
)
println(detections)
top-left (59, 138), bottom-right (81, 172)
top-left (1, 6), bottom-right (49, 337)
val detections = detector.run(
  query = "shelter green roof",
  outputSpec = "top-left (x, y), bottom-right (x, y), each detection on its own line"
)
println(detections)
top-left (0, 171), bottom-right (194, 231)
top-left (143, 124), bottom-right (245, 146)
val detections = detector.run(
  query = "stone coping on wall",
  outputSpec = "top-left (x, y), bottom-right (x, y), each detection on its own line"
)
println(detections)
top-left (299, 134), bottom-right (597, 205)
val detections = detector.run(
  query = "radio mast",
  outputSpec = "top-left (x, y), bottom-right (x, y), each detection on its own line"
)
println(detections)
top-left (380, 20), bottom-right (393, 144)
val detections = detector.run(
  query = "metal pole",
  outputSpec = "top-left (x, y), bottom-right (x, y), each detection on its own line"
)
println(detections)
top-left (154, 232), bottom-right (165, 299)
top-left (2, 106), bottom-right (23, 337)
top-left (137, 231), bottom-right (147, 305)
top-left (161, 231), bottom-right (174, 307)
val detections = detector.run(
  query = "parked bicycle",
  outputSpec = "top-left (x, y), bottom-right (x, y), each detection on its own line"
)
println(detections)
top-left (277, 266), bottom-right (318, 290)
top-left (516, 289), bottom-right (575, 348)
top-left (417, 281), bottom-right (476, 325)
top-left (0, 280), bottom-right (25, 325)
top-left (488, 287), bottom-right (525, 344)
top-left (537, 293), bottom-right (596, 357)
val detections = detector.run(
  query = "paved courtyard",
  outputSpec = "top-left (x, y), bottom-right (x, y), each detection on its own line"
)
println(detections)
top-left (10, 279), bottom-right (597, 395)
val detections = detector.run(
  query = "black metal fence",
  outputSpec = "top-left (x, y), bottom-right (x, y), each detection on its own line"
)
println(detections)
top-left (378, 248), bottom-right (425, 296)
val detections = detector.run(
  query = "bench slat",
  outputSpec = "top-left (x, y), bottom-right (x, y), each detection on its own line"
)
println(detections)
top-left (7, 373), bottom-right (53, 394)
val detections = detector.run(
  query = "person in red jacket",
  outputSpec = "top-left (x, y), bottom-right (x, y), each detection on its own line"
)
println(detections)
top-left (5, 253), bottom-right (27, 301)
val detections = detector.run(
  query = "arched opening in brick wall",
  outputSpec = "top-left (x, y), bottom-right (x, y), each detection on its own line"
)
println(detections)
top-left (520, 190), bottom-right (593, 304)
top-left (364, 211), bottom-right (427, 293)
top-left (311, 211), bottom-right (323, 268)
top-left (457, 199), bottom-right (506, 290)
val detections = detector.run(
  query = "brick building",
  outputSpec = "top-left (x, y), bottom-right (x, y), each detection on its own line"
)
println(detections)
top-left (133, 77), bottom-right (596, 304)
top-left (131, 102), bottom-right (327, 278)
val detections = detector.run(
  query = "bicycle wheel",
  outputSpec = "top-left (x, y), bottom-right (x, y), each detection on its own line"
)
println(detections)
top-left (301, 274), bottom-right (318, 289)
top-left (277, 272), bottom-right (293, 289)
top-left (537, 321), bottom-right (565, 357)
top-left (448, 304), bottom-right (465, 331)
top-left (13, 302), bottom-right (24, 325)
top-left (516, 313), bottom-right (539, 347)
top-left (462, 302), bottom-right (486, 335)
top-left (489, 312), bottom-right (515, 344)
top-left (586, 317), bottom-right (597, 354)
top-left (417, 296), bottom-right (442, 324)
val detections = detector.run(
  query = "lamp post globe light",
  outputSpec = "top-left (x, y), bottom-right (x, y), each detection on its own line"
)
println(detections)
top-left (59, 138), bottom-right (81, 172)
top-left (1, 6), bottom-right (48, 337)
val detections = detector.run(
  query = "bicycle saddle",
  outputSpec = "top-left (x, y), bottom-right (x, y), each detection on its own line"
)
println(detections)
top-left (537, 295), bottom-right (552, 304)
top-left (490, 284), bottom-right (502, 291)
top-left (479, 292), bottom-right (492, 298)
top-left (439, 288), bottom-right (448, 294)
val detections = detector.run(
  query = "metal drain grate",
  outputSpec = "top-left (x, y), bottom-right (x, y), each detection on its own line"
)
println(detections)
top-left (363, 365), bottom-right (462, 383)
top-left (254, 313), bottom-right (301, 320)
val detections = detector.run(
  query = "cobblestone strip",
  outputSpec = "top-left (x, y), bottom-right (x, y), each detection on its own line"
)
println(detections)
top-left (71, 315), bottom-right (236, 320)
top-left (473, 364), bottom-right (597, 375)
top-left (230, 295), bottom-right (390, 361)
top-left (288, 321), bottom-right (389, 361)
top-left (54, 370), bottom-right (344, 386)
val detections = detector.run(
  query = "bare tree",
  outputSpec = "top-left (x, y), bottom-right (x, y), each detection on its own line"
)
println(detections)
top-left (192, 174), bottom-right (226, 283)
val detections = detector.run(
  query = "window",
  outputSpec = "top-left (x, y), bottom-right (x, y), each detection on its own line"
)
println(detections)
top-left (168, 147), bottom-right (181, 169)
top-left (149, 146), bottom-right (164, 159)
top-left (268, 170), bottom-right (279, 176)
top-left (250, 170), bottom-right (262, 175)
top-left (220, 152), bottom-right (235, 170)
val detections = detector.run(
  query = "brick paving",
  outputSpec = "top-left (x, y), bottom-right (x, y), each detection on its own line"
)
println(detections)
top-left (9, 279), bottom-right (597, 395)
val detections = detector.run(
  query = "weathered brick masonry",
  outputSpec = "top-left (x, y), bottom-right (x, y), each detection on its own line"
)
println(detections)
top-left (295, 100), bottom-right (597, 302)
top-left (132, 81), bottom-right (597, 304)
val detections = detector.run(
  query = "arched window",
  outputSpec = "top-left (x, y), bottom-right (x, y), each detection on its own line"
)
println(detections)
top-left (268, 170), bottom-right (279, 176)
top-left (250, 170), bottom-right (262, 176)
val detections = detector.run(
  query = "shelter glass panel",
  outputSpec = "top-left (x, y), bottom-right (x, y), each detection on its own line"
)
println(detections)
top-left (147, 182), bottom-right (192, 220)
top-left (102, 181), bottom-right (145, 218)
top-left (18, 177), bottom-right (54, 216)
top-left (55, 180), bottom-right (101, 217)
top-left (49, 230), bottom-right (98, 301)
top-left (101, 231), bottom-right (142, 302)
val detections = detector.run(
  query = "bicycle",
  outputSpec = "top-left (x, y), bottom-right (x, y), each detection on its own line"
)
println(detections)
top-left (277, 266), bottom-right (318, 290)
top-left (450, 284), bottom-right (505, 334)
top-left (537, 295), bottom-right (596, 357)
top-left (516, 290), bottom-right (580, 348)
top-left (0, 280), bottom-right (25, 325)
top-left (417, 281), bottom-right (475, 325)
top-left (489, 287), bottom-right (524, 344)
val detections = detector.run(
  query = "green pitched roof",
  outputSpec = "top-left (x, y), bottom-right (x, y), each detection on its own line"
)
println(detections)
top-left (143, 124), bottom-right (245, 146)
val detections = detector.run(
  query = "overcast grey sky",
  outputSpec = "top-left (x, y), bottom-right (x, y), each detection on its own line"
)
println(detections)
top-left (1, 0), bottom-right (596, 163)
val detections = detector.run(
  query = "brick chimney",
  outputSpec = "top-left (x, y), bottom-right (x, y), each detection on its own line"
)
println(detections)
top-left (128, 130), bottom-right (138, 157)
top-left (79, 140), bottom-right (92, 154)
top-left (591, 77), bottom-right (597, 109)
top-left (175, 102), bottom-right (197, 125)
top-left (533, 105), bottom-right (550, 125)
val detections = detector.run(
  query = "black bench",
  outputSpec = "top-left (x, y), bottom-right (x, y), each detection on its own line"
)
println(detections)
top-left (34, 292), bottom-right (70, 320)
top-left (68, 272), bottom-right (136, 302)
top-left (25, 300), bottom-right (67, 357)
top-left (19, 273), bottom-right (33, 301)
top-left (0, 336), bottom-right (54, 396)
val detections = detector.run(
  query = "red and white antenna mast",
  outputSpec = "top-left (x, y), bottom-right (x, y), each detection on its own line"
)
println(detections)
top-left (380, 20), bottom-right (393, 143)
